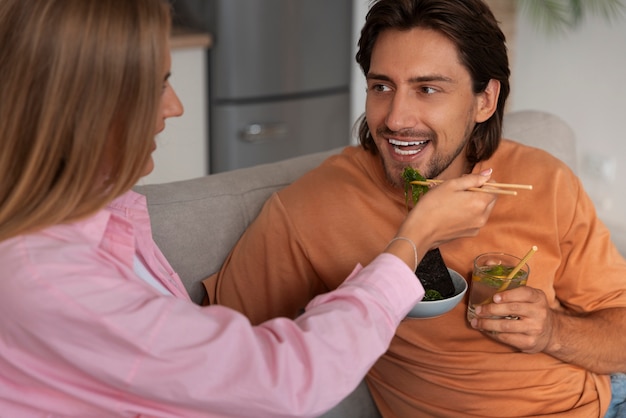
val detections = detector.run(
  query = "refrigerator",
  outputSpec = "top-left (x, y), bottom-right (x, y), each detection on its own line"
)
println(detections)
top-left (170, 0), bottom-right (353, 173)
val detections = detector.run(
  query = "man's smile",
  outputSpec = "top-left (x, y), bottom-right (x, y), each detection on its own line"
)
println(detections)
top-left (388, 138), bottom-right (430, 156)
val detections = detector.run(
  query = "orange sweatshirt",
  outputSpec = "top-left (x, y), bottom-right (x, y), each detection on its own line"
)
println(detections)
top-left (207, 141), bottom-right (626, 417)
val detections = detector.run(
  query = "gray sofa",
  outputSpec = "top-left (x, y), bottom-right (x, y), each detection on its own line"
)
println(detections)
top-left (134, 110), bottom-right (577, 417)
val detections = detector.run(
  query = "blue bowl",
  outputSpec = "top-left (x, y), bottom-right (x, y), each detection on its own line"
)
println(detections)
top-left (406, 268), bottom-right (467, 319)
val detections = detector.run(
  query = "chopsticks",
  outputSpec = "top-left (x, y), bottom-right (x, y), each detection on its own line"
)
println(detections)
top-left (409, 179), bottom-right (533, 196)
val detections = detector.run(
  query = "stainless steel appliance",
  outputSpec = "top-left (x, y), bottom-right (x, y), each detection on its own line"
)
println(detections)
top-left (170, 0), bottom-right (353, 173)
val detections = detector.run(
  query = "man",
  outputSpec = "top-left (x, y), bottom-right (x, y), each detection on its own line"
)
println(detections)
top-left (206, 0), bottom-right (626, 416)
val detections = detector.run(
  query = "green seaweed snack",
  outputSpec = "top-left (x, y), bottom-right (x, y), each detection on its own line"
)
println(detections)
top-left (401, 167), bottom-right (455, 301)
top-left (401, 167), bottom-right (429, 208)
top-left (423, 289), bottom-right (444, 301)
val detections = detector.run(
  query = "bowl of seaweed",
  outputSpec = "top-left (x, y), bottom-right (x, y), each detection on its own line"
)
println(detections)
top-left (402, 167), bottom-right (468, 318)
top-left (407, 266), bottom-right (468, 319)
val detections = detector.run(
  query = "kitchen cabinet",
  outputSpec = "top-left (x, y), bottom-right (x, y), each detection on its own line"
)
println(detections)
top-left (139, 29), bottom-right (212, 185)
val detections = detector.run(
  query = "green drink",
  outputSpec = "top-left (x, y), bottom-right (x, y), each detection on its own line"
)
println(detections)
top-left (467, 252), bottom-right (529, 322)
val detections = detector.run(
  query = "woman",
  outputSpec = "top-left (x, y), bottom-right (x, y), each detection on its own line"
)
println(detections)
top-left (0, 0), bottom-right (496, 416)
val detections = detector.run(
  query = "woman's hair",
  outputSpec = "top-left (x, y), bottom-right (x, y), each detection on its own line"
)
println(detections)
top-left (0, 0), bottom-right (171, 240)
top-left (355, 0), bottom-right (510, 165)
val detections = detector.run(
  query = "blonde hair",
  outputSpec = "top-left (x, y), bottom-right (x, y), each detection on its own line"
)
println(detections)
top-left (0, 0), bottom-right (171, 241)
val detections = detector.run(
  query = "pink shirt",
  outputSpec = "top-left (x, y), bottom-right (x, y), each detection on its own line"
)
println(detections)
top-left (0, 190), bottom-right (422, 417)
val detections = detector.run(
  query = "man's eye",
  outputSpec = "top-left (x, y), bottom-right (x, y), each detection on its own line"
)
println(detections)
top-left (421, 86), bottom-right (437, 94)
top-left (371, 84), bottom-right (390, 92)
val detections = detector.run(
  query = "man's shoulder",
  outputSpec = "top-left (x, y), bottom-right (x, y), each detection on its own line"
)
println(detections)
top-left (488, 139), bottom-right (582, 206)
top-left (285, 146), bottom-right (375, 188)
top-left (494, 139), bottom-right (573, 172)
top-left (276, 146), bottom-right (383, 208)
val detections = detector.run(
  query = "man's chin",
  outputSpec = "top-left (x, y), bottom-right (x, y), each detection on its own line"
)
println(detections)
top-left (382, 164), bottom-right (408, 190)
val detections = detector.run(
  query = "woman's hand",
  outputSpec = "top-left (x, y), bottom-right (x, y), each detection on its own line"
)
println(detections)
top-left (391, 169), bottom-right (497, 268)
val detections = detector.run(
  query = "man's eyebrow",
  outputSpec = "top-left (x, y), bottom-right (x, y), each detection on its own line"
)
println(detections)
top-left (366, 72), bottom-right (391, 82)
top-left (366, 72), bottom-right (454, 84)
top-left (164, 72), bottom-right (172, 82)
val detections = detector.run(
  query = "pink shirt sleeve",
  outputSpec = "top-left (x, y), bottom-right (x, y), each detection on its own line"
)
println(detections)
top-left (1, 248), bottom-right (422, 417)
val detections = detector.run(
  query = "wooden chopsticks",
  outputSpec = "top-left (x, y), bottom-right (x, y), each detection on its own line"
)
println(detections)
top-left (409, 179), bottom-right (533, 196)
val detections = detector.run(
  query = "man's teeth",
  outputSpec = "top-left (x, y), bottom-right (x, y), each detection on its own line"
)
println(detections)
top-left (389, 138), bottom-right (427, 155)
top-left (389, 139), bottom-right (427, 146)
top-left (394, 147), bottom-right (419, 156)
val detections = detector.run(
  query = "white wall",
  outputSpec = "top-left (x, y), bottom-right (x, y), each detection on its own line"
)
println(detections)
top-left (350, 0), bottom-right (369, 131)
top-left (511, 10), bottom-right (626, 238)
top-left (350, 1), bottom-right (626, 247)
top-left (139, 47), bottom-right (209, 185)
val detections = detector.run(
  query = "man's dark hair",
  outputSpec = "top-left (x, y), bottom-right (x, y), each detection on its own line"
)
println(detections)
top-left (356, 0), bottom-right (510, 166)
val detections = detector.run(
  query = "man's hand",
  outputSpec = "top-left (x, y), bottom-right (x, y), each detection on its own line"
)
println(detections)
top-left (469, 286), bottom-right (555, 353)
top-left (471, 286), bottom-right (626, 375)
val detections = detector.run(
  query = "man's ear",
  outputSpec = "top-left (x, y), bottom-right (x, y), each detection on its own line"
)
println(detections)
top-left (475, 79), bottom-right (500, 123)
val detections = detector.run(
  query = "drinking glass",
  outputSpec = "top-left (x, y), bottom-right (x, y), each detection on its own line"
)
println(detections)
top-left (467, 252), bottom-right (529, 322)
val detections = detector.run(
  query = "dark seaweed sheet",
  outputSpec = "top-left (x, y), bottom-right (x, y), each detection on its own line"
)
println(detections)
top-left (415, 248), bottom-right (454, 298)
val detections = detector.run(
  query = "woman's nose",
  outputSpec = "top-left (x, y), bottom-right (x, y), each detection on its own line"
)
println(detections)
top-left (164, 85), bottom-right (184, 119)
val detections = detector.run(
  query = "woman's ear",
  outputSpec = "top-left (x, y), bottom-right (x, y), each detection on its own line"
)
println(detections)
top-left (475, 79), bottom-right (500, 123)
